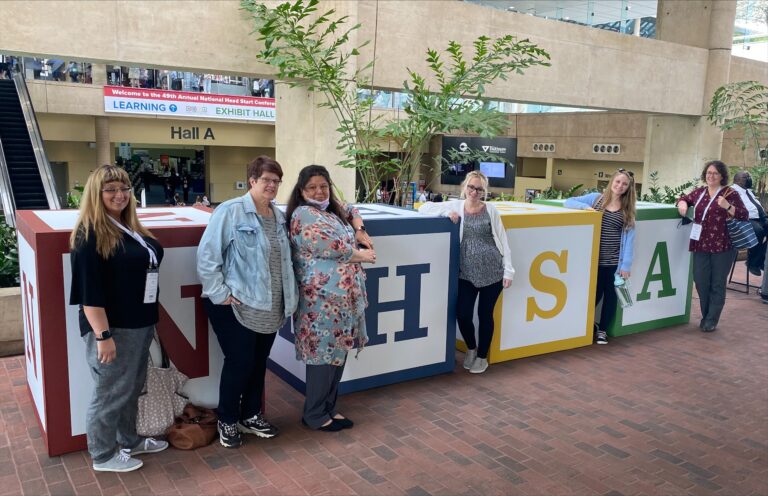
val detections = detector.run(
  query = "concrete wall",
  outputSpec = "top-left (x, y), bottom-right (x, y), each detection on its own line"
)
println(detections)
top-left (44, 141), bottom-right (98, 191)
top-left (1, 0), bottom-right (714, 115)
top-left (207, 146), bottom-right (275, 203)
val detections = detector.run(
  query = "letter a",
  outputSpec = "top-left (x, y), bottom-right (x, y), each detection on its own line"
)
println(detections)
top-left (636, 241), bottom-right (677, 301)
top-left (526, 251), bottom-right (568, 321)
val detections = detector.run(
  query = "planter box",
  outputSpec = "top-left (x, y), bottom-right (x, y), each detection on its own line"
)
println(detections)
top-left (0, 287), bottom-right (23, 357)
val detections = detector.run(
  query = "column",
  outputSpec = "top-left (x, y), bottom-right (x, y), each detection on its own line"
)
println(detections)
top-left (90, 63), bottom-right (107, 86)
top-left (94, 117), bottom-right (111, 167)
top-left (643, 0), bottom-right (736, 192)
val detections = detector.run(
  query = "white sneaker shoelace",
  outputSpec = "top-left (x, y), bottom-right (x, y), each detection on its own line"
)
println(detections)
top-left (116, 449), bottom-right (132, 463)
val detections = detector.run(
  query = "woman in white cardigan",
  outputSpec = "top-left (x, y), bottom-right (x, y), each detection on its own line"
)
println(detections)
top-left (419, 171), bottom-right (514, 373)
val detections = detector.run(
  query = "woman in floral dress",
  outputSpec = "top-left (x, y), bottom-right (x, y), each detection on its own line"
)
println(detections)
top-left (286, 165), bottom-right (376, 432)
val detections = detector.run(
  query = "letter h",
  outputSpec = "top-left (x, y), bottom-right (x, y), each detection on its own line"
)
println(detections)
top-left (365, 264), bottom-right (430, 346)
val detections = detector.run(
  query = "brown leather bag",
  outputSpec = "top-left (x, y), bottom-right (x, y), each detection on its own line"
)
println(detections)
top-left (166, 404), bottom-right (218, 450)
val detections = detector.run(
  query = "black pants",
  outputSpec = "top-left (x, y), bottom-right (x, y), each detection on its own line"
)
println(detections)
top-left (303, 362), bottom-right (345, 429)
top-left (456, 279), bottom-right (503, 359)
top-left (203, 298), bottom-right (276, 424)
top-left (692, 250), bottom-right (735, 328)
top-left (747, 219), bottom-right (766, 270)
top-left (595, 265), bottom-right (619, 333)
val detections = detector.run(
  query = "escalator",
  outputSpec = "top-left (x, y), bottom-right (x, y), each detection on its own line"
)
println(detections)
top-left (0, 73), bottom-right (59, 227)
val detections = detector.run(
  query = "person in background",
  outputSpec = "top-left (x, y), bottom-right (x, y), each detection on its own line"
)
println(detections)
top-left (286, 165), bottom-right (375, 431)
top-left (197, 156), bottom-right (298, 448)
top-left (761, 244), bottom-right (768, 304)
top-left (182, 174), bottom-right (191, 204)
top-left (417, 187), bottom-right (427, 203)
top-left (731, 171), bottom-right (766, 276)
top-left (565, 169), bottom-right (637, 345)
top-left (173, 193), bottom-right (185, 206)
top-left (69, 165), bottom-right (167, 473)
top-left (202, 196), bottom-right (211, 207)
top-left (677, 160), bottom-right (749, 332)
top-left (419, 171), bottom-right (514, 373)
top-left (193, 195), bottom-right (204, 206)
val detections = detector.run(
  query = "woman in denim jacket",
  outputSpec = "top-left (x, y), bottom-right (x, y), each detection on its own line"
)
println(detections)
top-left (197, 156), bottom-right (298, 448)
top-left (565, 169), bottom-right (637, 345)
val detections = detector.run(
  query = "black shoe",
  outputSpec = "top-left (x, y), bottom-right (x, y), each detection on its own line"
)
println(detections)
top-left (218, 420), bottom-right (243, 448)
top-left (595, 330), bottom-right (608, 345)
top-left (302, 418), bottom-right (344, 432)
top-left (238, 413), bottom-right (278, 439)
top-left (332, 416), bottom-right (354, 429)
top-left (748, 266), bottom-right (763, 277)
top-left (701, 323), bottom-right (717, 332)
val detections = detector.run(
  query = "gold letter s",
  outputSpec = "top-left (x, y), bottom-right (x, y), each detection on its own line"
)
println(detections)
top-left (526, 251), bottom-right (568, 321)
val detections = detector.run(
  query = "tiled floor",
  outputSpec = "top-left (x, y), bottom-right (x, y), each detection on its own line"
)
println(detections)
top-left (1, 268), bottom-right (766, 495)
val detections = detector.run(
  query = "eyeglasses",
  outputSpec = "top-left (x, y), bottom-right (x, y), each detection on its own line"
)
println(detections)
top-left (617, 168), bottom-right (635, 179)
top-left (258, 177), bottom-right (282, 186)
top-left (102, 186), bottom-right (132, 195)
top-left (466, 184), bottom-right (485, 194)
top-left (705, 171), bottom-right (721, 176)
top-left (304, 184), bottom-right (330, 193)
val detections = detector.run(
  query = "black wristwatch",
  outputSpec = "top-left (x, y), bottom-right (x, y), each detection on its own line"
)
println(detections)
top-left (95, 330), bottom-right (113, 341)
top-left (356, 225), bottom-right (366, 232)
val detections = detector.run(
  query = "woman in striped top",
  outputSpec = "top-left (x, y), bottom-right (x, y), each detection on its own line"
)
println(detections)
top-left (565, 169), bottom-right (637, 345)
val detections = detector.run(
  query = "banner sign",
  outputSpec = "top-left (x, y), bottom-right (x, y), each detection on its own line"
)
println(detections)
top-left (103, 86), bottom-right (275, 122)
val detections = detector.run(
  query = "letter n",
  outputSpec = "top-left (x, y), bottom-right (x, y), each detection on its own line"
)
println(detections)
top-left (365, 264), bottom-right (430, 346)
top-left (636, 241), bottom-right (677, 301)
top-left (157, 284), bottom-right (209, 378)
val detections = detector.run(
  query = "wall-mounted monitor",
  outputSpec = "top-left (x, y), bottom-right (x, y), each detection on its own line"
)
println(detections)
top-left (440, 137), bottom-right (516, 188)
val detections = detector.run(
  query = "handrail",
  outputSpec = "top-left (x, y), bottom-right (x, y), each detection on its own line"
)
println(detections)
top-left (0, 138), bottom-right (18, 227)
top-left (12, 72), bottom-right (61, 210)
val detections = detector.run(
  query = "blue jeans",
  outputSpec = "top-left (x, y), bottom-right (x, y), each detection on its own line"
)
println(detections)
top-left (83, 325), bottom-right (154, 463)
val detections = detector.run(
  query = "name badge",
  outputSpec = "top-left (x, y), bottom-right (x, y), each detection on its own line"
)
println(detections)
top-left (144, 269), bottom-right (159, 304)
top-left (690, 223), bottom-right (702, 241)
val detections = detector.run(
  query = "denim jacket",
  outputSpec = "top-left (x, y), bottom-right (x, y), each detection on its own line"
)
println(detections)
top-left (197, 193), bottom-right (298, 315)
top-left (564, 192), bottom-right (636, 274)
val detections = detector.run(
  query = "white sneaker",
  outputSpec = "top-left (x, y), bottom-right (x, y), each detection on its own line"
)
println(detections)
top-left (93, 449), bottom-right (143, 473)
top-left (470, 358), bottom-right (489, 374)
top-left (463, 349), bottom-right (477, 369)
top-left (128, 437), bottom-right (169, 455)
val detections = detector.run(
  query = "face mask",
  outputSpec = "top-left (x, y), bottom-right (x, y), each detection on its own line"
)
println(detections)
top-left (306, 198), bottom-right (330, 210)
top-left (745, 177), bottom-right (753, 189)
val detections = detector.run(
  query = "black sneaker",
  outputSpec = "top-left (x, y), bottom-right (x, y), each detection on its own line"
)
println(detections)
top-left (238, 413), bottom-right (278, 439)
top-left (218, 420), bottom-right (243, 448)
top-left (596, 330), bottom-right (608, 345)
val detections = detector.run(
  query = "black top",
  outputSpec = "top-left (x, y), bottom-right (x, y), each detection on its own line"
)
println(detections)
top-left (599, 209), bottom-right (623, 266)
top-left (69, 228), bottom-right (164, 336)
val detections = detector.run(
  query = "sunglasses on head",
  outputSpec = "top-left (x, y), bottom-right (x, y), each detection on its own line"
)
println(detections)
top-left (617, 168), bottom-right (634, 179)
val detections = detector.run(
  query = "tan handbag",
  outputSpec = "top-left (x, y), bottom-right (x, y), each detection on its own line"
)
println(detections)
top-left (136, 334), bottom-right (188, 437)
top-left (166, 404), bottom-right (218, 450)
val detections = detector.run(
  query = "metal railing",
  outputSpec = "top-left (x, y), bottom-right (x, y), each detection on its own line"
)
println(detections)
top-left (0, 138), bottom-right (17, 227)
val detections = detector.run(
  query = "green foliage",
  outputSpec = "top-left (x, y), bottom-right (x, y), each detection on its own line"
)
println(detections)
top-left (66, 186), bottom-right (84, 209)
top-left (242, 0), bottom-right (550, 203)
top-left (707, 80), bottom-right (768, 195)
top-left (0, 215), bottom-right (19, 288)
top-left (640, 170), bottom-right (697, 204)
top-left (539, 184), bottom-right (586, 200)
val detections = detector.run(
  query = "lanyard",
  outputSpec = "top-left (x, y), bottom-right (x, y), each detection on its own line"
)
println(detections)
top-left (108, 217), bottom-right (158, 267)
top-left (693, 186), bottom-right (722, 223)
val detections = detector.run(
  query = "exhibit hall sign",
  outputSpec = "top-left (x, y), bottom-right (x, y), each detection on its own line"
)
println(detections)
top-left (103, 86), bottom-right (276, 122)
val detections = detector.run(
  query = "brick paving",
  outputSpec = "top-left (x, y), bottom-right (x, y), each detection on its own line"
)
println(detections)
top-left (0, 266), bottom-right (766, 495)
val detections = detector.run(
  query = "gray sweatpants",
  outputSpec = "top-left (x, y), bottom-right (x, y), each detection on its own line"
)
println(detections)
top-left (692, 250), bottom-right (735, 328)
top-left (83, 325), bottom-right (154, 463)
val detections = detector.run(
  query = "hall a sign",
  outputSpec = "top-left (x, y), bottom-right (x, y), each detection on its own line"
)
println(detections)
top-left (104, 86), bottom-right (276, 123)
top-left (171, 126), bottom-right (215, 140)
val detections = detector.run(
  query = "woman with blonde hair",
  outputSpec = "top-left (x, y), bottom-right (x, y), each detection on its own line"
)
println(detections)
top-left (419, 171), bottom-right (514, 374)
top-left (69, 165), bottom-right (167, 473)
top-left (565, 169), bottom-right (637, 345)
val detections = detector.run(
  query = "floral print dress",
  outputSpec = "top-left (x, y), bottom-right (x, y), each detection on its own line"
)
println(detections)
top-left (289, 204), bottom-right (368, 366)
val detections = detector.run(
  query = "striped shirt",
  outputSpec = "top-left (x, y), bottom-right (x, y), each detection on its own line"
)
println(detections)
top-left (599, 209), bottom-right (624, 266)
top-left (232, 214), bottom-right (285, 333)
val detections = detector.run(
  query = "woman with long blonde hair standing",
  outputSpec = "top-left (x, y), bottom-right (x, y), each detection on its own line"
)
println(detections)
top-left (565, 169), bottom-right (637, 345)
top-left (69, 165), bottom-right (167, 472)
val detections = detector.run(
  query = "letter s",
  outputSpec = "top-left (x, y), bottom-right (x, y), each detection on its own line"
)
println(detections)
top-left (526, 251), bottom-right (568, 322)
